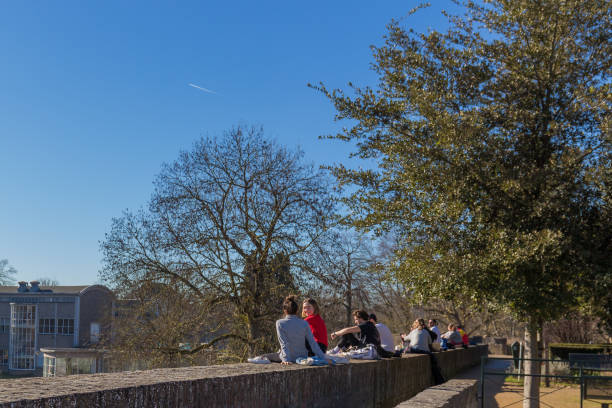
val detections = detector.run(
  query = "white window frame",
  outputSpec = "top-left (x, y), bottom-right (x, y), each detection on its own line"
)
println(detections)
top-left (39, 318), bottom-right (56, 334)
top-left (57, 319), bottom-right (74, 335)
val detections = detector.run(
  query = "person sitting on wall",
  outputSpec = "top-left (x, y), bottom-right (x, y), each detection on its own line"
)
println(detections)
top-left (427, 319), bottom-right (441, 351)
top-left (428, 319), bottom-right (441, 344)
top-left (402, 318), bottom-right (432, 354)
top-left (330, 310), bottom-right (381, 352)
top-left (441, 323), bottom-right (463, 349)
top-left (302, 297), bottom-right (328, 355)
top-left (248, 295), bottom-right (332, 365)
top-left (369, 313), bottom-right (395, 353)
top-left (456, 325), bottom-right (469, 349)
top-left (403, 318), bottom-right (445, 384)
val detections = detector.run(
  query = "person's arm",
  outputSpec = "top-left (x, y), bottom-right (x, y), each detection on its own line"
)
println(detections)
top-left (330, 325), bottom-right (360, 339)
top-left (276, 320), bottom-right (291, 364)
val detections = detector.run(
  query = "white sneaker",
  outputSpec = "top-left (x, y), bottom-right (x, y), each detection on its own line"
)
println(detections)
top-left (247, 356), bottom-right (271, 364)
top-left (328, 346), bottom-right (341, 355)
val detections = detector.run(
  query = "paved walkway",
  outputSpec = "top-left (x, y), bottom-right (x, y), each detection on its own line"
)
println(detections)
top-left (453, 355), bottom-right (512, 408)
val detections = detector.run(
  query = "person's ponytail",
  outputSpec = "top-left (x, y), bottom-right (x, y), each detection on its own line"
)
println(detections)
top-left (283, 295), bottom-right (298, 315)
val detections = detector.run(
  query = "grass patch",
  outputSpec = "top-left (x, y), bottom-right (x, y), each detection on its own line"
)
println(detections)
top-left (504, 375), bottom-right (524, 384)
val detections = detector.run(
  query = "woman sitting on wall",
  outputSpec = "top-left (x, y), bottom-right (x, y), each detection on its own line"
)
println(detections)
top-left (302, 297), bottom-right (328, 355)
top-left (402, 318), bottom-right (432, 353)
top-left (441, 323), bottom-right (463, 349)
top-left (249, 295), bottom-right (332, 365)
top-left (403, 318), bottom-right (445, 385)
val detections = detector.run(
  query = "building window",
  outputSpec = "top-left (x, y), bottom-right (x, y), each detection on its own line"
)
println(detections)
top-left (0, 317), bottom-right (9, 333)
top-left (39, 318), bottom-right (55, 334)
top-left (0, 349), bottom-right (8, 365)
top-left (9, 304), bottom-right (37, 370)
top-left (90, 322), bottom-right (100, 343)
top-left (57, 319), bottom-right (74, 335)
top-left (43, 355), bottom-right (56, 377)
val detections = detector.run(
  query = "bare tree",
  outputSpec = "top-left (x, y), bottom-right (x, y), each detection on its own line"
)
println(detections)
top-left (545, 313), bottom-right (610, 344)
top-left (307, 231), bottom-right (375, 326)
top-left (103, 281), bottom-right (224, 370)
top-left (0, 259), bottom-right (17, 285)
top-left (101, 126), bottom-right (334, 357)
top-left (36, 278), bottom-right (59, 287)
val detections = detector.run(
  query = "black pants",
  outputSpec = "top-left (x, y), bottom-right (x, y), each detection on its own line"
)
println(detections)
top-left (410, 348), bottom-right (445, 385)
top-left (336, 333), bottom-right (361, 350)
top-left (305, 341), bottom-right (328, 356)
top-left (336, 334), bottom-right (395, 358)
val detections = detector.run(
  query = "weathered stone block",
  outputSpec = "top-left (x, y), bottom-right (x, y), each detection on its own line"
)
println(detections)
top-left (395, 379), bottom-right (478, 408)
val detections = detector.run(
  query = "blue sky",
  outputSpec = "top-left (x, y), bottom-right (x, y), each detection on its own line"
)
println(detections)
top-left (0, 1), bottom-right (459, 285)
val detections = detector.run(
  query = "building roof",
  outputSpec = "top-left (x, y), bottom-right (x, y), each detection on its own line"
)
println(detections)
top-left (0, 285), bottom-right (99, 295)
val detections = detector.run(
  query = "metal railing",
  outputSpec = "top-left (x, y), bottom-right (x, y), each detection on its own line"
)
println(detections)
top-left (479, 356), bottom-right (612, 408)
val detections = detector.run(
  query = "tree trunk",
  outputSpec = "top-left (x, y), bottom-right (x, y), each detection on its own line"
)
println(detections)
top-left (523, 318), bottom-right (540, 408)
top-left (246, 315), bottom-right (258, 356)
top-left (345, 286), bottom-right (353, 327)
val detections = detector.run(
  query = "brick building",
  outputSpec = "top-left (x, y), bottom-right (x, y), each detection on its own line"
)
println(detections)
top-left (0, 281), bottom-right (114, 374)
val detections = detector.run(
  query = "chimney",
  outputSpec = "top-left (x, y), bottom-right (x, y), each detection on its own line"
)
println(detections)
top-left (30, 281), bottom-right (40, 292)
top-left (17, 281), bottom-right (29, 293)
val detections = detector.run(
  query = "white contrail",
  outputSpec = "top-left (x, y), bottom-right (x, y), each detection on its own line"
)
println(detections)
top-left (188, 83), bottom-right (217, 94)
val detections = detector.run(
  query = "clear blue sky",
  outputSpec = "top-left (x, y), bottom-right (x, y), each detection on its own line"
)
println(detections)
top-left (0, 1), bottom-right (459, 285)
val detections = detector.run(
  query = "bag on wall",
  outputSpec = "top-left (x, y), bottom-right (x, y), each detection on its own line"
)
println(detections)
top-left (347, 345), bottom-right (379, 360)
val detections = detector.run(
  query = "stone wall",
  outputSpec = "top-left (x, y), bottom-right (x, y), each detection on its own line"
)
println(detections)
top-left (395, 379), bottom-right (478, 408)
top-left (0, 345), bottom-right (487, 408)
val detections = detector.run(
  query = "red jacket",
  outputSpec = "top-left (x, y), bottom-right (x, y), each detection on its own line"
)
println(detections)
top-left (304, 314), bottom-right (328, 347)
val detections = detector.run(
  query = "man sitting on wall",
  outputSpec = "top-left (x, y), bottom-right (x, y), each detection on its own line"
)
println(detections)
top-left (369, 313), bottom-right (395, 353)
top-left (330, 310), bottom-right (381, 352)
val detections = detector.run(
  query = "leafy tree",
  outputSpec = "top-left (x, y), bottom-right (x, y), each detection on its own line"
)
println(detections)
top-left (314, 1), bottom-right (610, 405)
top-left (101, 126), bottom-right (334, 357)
top-left (0, 259), bottom-right (17, 285)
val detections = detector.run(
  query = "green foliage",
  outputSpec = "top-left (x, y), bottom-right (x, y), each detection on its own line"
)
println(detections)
top-left (315, 0), bottom-right (611, 325)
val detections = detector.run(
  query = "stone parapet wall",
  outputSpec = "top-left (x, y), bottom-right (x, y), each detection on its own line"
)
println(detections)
top-left (395, 379), bottom-right (478, 408)
top-left (0, 345), bottom-right (487, 408)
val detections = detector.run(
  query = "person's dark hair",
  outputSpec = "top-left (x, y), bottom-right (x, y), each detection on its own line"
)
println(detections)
top-left (283, 295), bottom-right (298, 315)
top-left (302, 297), bottom-right (320, 317)
top-left (369, 313), bottom-right (377, 322)
top-left (429, 319), bottom-right (437, 325)
top-left (417, 318), bottom-right (427, 329)
top-left (353, 310), bottom-right (369, 321)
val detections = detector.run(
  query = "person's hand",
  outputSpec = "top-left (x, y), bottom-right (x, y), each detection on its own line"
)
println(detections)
top-left (281, 361), bottom-right (293, 366)
top-left (330, 331), bottom-right (338, 340)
